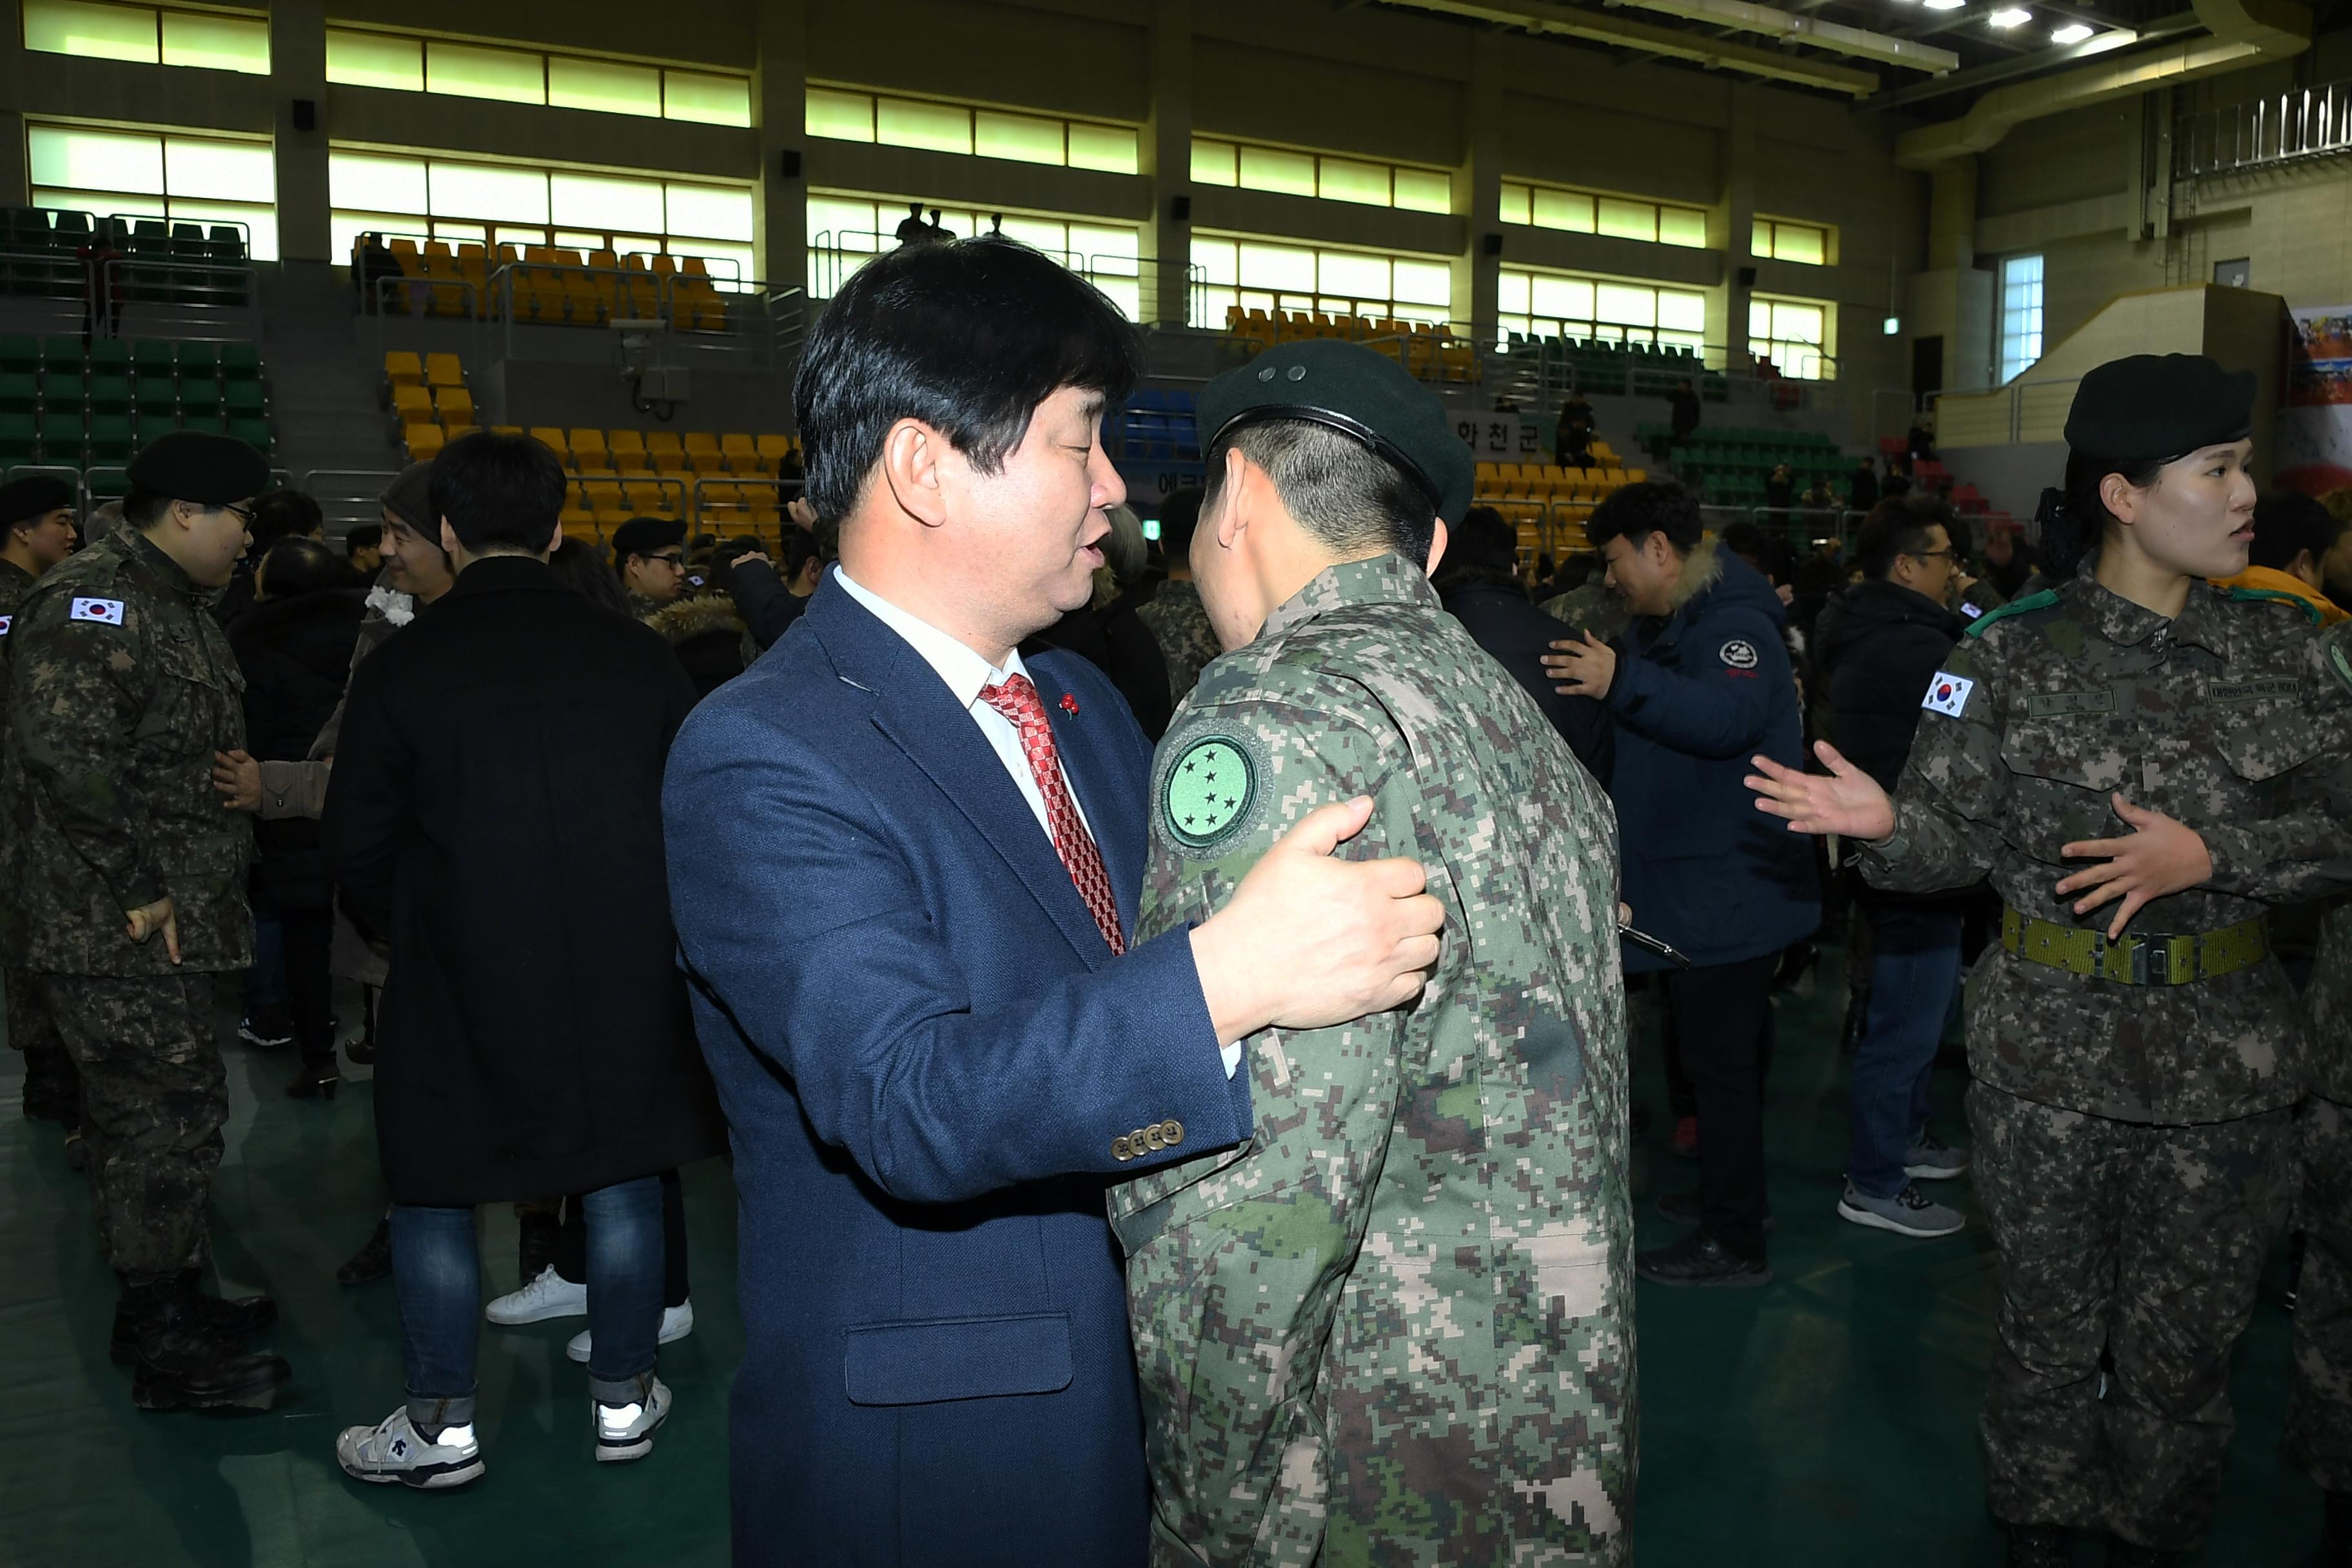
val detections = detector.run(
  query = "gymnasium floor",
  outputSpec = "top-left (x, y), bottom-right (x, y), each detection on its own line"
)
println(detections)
top-left (0, 959), bottom-right (2325, 1567)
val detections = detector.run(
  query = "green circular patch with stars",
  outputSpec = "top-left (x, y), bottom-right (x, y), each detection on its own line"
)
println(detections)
top-left (1164, 736), bottom-right (1257, 850)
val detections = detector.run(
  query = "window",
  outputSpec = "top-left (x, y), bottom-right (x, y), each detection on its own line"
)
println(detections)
top-left (1191, 137), bottom-right (1451, 215)
top-left (1999, 253), bottom-right (2044, 383)
top-left (1190, 234), bottom-right (1453, 328)
top-left (1752, 217), bottom-right (1830, 266)
top-left (1497, 267), bottom-right (1705, 351)
top-left (323, 29), bottom-right (750, 128)
top-left (1749, 296), bottom-right (1833, 380)
top-left (805, 194), bottom-right (1144, 318)
top-left (23, 0), bottom-right (267, 72)
top-left (30, 122), bottom-right (276, 258)
top-left (1498, 181), bottom-right (1706, 250)
top-left (328, 150), bottom-right (755, 286)
top-left (805, 86), bottom-right (1139, 176)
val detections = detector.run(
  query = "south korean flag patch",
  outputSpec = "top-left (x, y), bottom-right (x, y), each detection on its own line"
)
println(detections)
top-left (69, 597), bottom-right (126, 625)
top-left (1922, 671), bottom-right (1975, 718)
top-left (0, 614), bottom-right (12, 637)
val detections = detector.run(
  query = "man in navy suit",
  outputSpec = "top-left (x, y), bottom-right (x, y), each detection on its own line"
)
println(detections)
top-left (662, 237), bottom-right (1447, 1567)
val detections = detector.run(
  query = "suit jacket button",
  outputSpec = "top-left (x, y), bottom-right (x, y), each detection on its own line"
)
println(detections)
top-left (1144, 1124), bottom-right (1165, 1152)
top-left (1162, 1119), bottom-right (1183, 1148)
top-left (1112, 1135), bottom-right (1132, 1161)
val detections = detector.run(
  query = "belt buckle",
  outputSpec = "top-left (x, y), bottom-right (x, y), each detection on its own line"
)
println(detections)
top-left (2090, 930), bottom-right (2146, 985)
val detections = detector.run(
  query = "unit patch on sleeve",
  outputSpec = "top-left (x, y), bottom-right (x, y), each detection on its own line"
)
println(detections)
top-left (1922, 671), bottom-right (1975, 718)
top-left (68, 597), bottom-right (126, 625)
top-left (1162, 734), bottom-right (1260, 854)
top-left (1718, 639), bottom-right (1759, 670)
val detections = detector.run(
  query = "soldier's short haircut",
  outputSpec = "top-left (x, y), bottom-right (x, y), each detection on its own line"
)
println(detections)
top-left (1586, 481), bottom-right (1703, 554)
top-left (794, 237), bottom-right (1138, 524)
top-left (122, 488), bottom-right (173, 532)
top-left (343, 522), bottom-right (383, 554)
top-left (429, 431), bottom-right (567, 556)
top-left (2250, 489), bottom-right (2346, 573)
top-left (259, 534), bottom-right (347, 599)
top-left (1855, 495), bottom-right (1954, 581)
top-left (1204, 418), bottom-right (1437, 567)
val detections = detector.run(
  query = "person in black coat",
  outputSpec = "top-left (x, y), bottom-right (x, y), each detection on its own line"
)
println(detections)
top-left (1809, 497), bottom-right (1974, 1240)
top-left (1435, 507), bottom-right (1612, 783)
top-left (226, 536), bottom-right (364, 1097)
top-left (322, 433), bottom-right (725, 1487)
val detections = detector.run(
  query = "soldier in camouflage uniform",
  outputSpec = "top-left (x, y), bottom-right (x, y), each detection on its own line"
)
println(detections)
top-left (1136, 487), bottom-right (1222, 706)
top-left (1113, 340), bottom-right (1633, 1567)
top-left (1750, 355), bottom-right (2352, 1568)
top-left (0, 475), bottom-right (82, 1145)
top-left (1, 431), bottom-right (292, 1411)
top-left (1538, 573), bottom-right (1631, 646)
top-left (612, 515), bottom-right (687, 622)
top-left (2295, 888), bottom-right (2352, 1561)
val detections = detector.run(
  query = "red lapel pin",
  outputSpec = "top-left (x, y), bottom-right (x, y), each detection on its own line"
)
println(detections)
top-left (1060, 693), bottom-right (1080, 716)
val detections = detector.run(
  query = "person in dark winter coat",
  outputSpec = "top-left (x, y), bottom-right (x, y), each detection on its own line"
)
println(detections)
top-left (226, 537), bottom-right (364, 1097)
top-left (322, 433), bottom-right (725, 1489)
top-left (1435, 507), bottom-right (1612, 783)
top-left (1810, 499), bottom-right (1975, 1241)
top-left (1544, 482), bottom-right (1818, 1289)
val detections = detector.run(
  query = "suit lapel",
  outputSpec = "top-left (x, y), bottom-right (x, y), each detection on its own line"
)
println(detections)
top-left (807, 583), bottom-right (1115, 966)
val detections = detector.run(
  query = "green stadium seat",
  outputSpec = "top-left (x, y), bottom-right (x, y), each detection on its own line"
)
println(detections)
top-left (130, 339), bottom-right (175, 380)
top-left (41, 335), bottom-right (83, 371)
top-left (0, 373), bottom-right (34, 414)
top-left (177, 342), bottom-right (219, 380)
top-left (177, 381), bottom-right (223, 418)
top-left (86, 469), bottom-right (131, 500)
top-left (41, 409), bottom-right (85, 464)
top-left (208, 226), bottom-right (244, 264)
top-left (133, 380), bottom-right (176, 420)
top-left (228, 417), bottom-right (272, 455)
top-left (222, 381), bottom-right (264, 417)
top-left (86, 376), bottom-right (132, 414)
top-left (0, 411), bottom-right (35, 464)
top-left (86, 340), bottom-right (130, 374)
top-left (0, 335), bottom-right (37, 374)
top-left (177, 413), bottom-right (228, 436)
top-left (219, 342), bottom-right (261, 381)
top-left (87, 414), bottom-right (135, 464)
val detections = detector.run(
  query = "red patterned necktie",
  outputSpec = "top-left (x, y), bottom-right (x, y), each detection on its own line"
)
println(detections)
top-left (978, 673), bottom-right (1126, 956)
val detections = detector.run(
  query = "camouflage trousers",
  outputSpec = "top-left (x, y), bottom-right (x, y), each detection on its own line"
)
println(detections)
top-left (6, 965), bottom-right (80, 1124)
top-left (39, 973), bottom-right (229, 1286)
top-left (1969, 1082), bottom-right (2295, 1551)
top-left (2286, 1094), bottom-right (2352, 1494)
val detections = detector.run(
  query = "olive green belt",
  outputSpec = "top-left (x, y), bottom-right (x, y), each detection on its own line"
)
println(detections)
top-left (2000, 906), bottom-right (2268, 986)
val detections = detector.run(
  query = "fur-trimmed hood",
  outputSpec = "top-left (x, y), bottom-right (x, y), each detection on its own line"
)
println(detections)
top-left (1664, 533), bottom-right (1727, 614)
top-left (645, 593), bottom-right (748, 645)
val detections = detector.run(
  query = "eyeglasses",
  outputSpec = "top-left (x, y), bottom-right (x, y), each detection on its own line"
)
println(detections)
top-left (220, 502), bottom-right (257, 526)
top-left (1909, 548), bottom-right (1956, 563)
top-left (645, 551), bottom-right (685, 567)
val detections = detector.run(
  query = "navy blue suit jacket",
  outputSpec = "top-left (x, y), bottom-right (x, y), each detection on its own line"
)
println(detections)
top-left (662, 577), bottom-right (1254, 1567)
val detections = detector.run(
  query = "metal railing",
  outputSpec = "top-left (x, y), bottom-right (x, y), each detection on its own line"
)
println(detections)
top-left (303, 469), bottom-right (403, 533)
top-left (810, 230), bottom-right (1204, 326)
top-left (2180, 77), bottom-right (2352, 178)
top-left (1930, 375), bottom-right (2076, 447)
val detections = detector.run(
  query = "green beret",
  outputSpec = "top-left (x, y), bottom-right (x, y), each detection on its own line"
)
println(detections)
top-left (125, 429), bottom-right (272, 505)
top-left (0, 474), bottom-right (75, 528)
top-left (2064, 354), bottom-right (2255, 462)
top-left (1197, 339), bottom-right (1475, 525)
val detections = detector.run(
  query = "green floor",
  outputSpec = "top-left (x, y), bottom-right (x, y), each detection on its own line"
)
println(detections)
top-left (0, 959), bottom-right (2328, 1566)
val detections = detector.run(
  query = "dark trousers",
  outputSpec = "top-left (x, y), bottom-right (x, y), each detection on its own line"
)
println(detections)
top-left (1662, 955), bottom-right (1778, 1259)
top-left (2288, 1094), bottom-right (2352, 1494)
top-left (554, 1168), bottom-right (689, 1308)
top-left (6, 964), bottom-right (79, 1123)
top-left (278, 905), bottom-right (336, 1070)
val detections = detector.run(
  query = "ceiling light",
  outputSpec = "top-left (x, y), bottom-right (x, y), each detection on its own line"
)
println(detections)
top-left (2051, 21), bottom-right (2093, 41)
top-left (1989, 6), bottom-right (2030, 23)
top-left (1923, 0), bottom-right (1965, 11)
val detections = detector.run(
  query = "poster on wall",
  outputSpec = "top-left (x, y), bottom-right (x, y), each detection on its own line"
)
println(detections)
top-left (2277, 306), bottom-right (2352, 495)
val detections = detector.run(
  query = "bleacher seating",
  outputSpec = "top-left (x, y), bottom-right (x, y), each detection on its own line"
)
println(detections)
top-left (359, 237), bottom-right (734, 332)
top-left (0, 333), bottom-right (272, 469)
top-left (1, 207), bottom-right (250, 306)
top-left (1110, 388), bottom-right (1202, 462)
top-left (444, 422), bottom-right (810, 541)
top-left (1472, 456), bottom-right (1648, 557)
top-left (1633, 422), bottom-right (1853, 509)
top-left (1219, 307), bottom-right (1480, 385)
top-left (1508, 333), bottom-right (1727, 403)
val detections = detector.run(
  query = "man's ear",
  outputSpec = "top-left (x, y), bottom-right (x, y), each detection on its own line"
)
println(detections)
top-left (878, 418), bottom-right (949, 530)
top-left (1213, 447), bottom-right (1251, 551)
top-left (1422, 518), bottom-right (1449, 580)
top-left (438, 517), bottom-right (460, 557)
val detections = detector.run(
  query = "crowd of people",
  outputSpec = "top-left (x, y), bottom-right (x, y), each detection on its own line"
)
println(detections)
top-left (3, 233), bottom-right (2351, 1568)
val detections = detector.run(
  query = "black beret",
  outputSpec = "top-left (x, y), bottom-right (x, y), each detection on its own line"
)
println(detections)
top-left (611, 516), bottom-right (687, 560)
top-left (2064, 354), bottom-right (2256, 462)
top-left (1197, 339), bottom-right (1476, 527)
top-left (125, 429), bottom-right (272, 505)
top-left (0, 474), bottom-right (75, 529)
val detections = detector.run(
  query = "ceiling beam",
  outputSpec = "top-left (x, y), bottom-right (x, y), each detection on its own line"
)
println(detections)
top-left (1380, 0), bottom-right (1888, 93)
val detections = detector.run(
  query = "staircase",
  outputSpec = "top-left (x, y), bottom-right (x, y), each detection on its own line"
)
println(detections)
top-left (255, 262), bottom-right (403, 533)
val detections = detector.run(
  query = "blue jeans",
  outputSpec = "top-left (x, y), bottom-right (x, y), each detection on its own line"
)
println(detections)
top-left (1846, 902), bottom-right (1964, 1199)
top-left (240, 913), bottom-right (285, 1013)
top-left (390, 1175), bottom-right (665, 1431)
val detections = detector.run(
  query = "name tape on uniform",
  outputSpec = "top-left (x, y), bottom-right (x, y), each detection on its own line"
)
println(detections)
top-left (1922, 671), bottom-right (1974, 718)
top-left (69, 597), bottom-right (126, 625)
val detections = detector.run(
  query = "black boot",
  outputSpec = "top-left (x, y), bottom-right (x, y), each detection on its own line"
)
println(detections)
top-left (2323, 1491), bottom-right (2352, 1568)
top-left (114, 1282), bottom-right (291, 1412)
top-left (285, 1061), bottom-right (339, 1101)
top-left (2004, 1523), bottom-right (2070, 1567)
top-left (337, 1217), bottom-right (393, 1287)
top-left (111, 1275), bottom-right (278, 1364)
top-left (2105, 1539), bottom-right (2183, 1566)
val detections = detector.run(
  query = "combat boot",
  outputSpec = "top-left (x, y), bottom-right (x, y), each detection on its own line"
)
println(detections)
top-left (108, 1275), bottom-right (277, 1364)
top-left (115, 1283), bottom-right (291, 1412)
top-left (2003, 1523), bottom-right (2070, 1566)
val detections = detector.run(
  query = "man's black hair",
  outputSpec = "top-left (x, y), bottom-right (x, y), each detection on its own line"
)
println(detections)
top-left (781, 527), bottom-right (821, 582)
top-left (249, 488), bottom-right (323, 553)
top-left (428, 431), bottom-right (567, 555)
top-left (795, 237), bottom-right (1139, 522)
top-left (343, 522), bottom-right (384, 553)
top-left (122, 488), bottom-right (173, 531)
top-left (1158, 487), bottom-right (1204, 563)
top-left (259, 534), bottom-right (348, 598)
top-left (1435, 505), bottom-right (1518, 586)
top-left (1585, 481), bottom-right (1703, 554)
top-left (1204, 420), bottom-right (1437, 567)
top-left (2251, 489), bottom-right (2347, 573)
top-left (1855, 495), bottom-right (1953, 582)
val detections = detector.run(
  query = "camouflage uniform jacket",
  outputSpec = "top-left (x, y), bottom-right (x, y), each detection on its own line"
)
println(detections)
top-left (1859, 565), bottom-right (2352, 1124)
top-left (1112, 553), bottom-right (1634, 1568)
top-left (1136, 576), bottom-right (1222, 707)
top-left (1538, 580), bottom-right (1631, 645)
top-left (0, 556), bottom-right (37, 743)
top-left (1, 529), bottom-right (254, 975)
top-left (2308, 898), bottom-right (2352, 1106)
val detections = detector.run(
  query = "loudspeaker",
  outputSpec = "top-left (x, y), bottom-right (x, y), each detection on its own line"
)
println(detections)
top-left (1737, 264), bottom-right (1758, 287)
top-left (1171, 195), bottom-right (1191, 222)
top-left (291, 99), bottom-right (317, 132)
top-left (780, 149), bottom-right (801, 180)
top-left (1482, 232), bottom-right (1504, 258)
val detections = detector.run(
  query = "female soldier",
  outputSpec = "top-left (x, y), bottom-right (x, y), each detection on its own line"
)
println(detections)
top-left (1747, 353), bottom-right (2352, 1568)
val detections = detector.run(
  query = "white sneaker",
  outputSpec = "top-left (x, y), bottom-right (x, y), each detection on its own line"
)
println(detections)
top-left (485, 1266), bottom-right (588, 1326)
top-left (336, 1407), bottom-right (485, 1490)
top-left (567, 1300), bottom-right (695, 1364)
top-left (593, 1378), bottom-right (672, 1464)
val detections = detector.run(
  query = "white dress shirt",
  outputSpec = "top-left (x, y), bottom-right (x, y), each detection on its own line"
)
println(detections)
top-left (835, 569), bottom-right (1241, 1079)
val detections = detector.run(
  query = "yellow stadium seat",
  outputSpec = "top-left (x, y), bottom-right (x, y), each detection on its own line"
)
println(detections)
top-left (404, 423), bottom-right (444, 460)
top-left (433, 387), bottom-right (475, 427)
top-left (384, 351), bottom-right (423, 389)
top-left (755, 434), bottom-right (794, 467)
top-left (646, 431), bottom-right (683, 462)
top-left (609, 429), bottom-right (649, 464)
top-left (593, 507), bottom-right (630, 530)
top-left (391, 385), bottom-right (432, 423)
top-left (569, 429), bottom-right (608, 467)
top-left (424, 353), bottom-right (464, 389)
top-left (683, 431), bottom-right (720, 458)
top-left (530, 426), bottom-right (569, 459)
